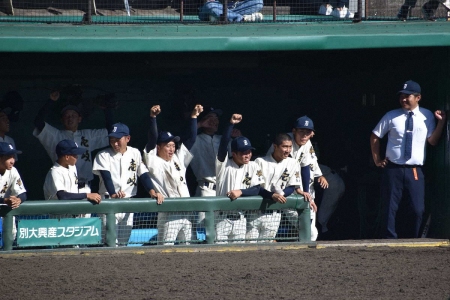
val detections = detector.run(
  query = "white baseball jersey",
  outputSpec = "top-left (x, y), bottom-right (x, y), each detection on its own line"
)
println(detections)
top-left (0, 135), bottom-right (18, 161)
top-left (255, 154), bottom-right (302, 193)
top-left (189, 133), bottom-right (222, 184)
top-left (0, 167), bottom-right (26, 199)
top-left (216, 155), bottom-right (265, 196)
top-left (143, 143), bottom-right (193, 198)
top-left (33, 122), bottom-right (108, 182)
top-left (266, 134), bottom-right (315, 167)
top-left (43, 163), bottom-right (80, 200)
top-left (93, 146), bottom-right (148, 198)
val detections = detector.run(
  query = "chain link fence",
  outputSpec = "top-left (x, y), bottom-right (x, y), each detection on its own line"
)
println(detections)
top-left (1, 0), bottom-right (449, 24)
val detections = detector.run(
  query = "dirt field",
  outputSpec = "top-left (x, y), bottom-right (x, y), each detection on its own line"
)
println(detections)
top-left (1, 245), bottom-right (449, 300)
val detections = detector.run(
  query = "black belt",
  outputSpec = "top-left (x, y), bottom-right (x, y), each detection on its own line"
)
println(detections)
top-left (387, 161), bottom-right (421, 168)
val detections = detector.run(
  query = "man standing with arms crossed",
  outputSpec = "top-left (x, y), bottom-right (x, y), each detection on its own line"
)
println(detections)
top-left (370, 80), bottom-right (446, 239)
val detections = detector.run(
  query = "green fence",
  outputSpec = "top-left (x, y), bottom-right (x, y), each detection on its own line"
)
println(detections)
top-left (0, 195), bottom-right (311, 250)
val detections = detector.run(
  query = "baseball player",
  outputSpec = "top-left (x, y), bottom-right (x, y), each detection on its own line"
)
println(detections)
top-left (143, 104), bottom-right (202, 245)
top-left (43, 139), bottom-right (101, 205)
top-left (0, 142), bottom-right (26, 237)
top-left (189, 106), bottom-right (224, 197)
top-left (0, 110), bottom-right (18, 162)
top-left (250, 133), bottom-right (302, 242)
top-left (93, 122), bottom-right (162, 246)
top-left (215, 114), bottom-right (264, 244)
top-left (267, 116), bottom-right (326, 241)
top-left (33, 91), bottom-right (115, 194)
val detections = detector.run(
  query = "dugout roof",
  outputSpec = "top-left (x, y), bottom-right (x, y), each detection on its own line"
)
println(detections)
top-left (1, 21), bottom-right (450, 52)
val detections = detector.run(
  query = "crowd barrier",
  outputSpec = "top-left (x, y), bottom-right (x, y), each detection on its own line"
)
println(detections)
top-left (0, 195), bottom-right (311, 251)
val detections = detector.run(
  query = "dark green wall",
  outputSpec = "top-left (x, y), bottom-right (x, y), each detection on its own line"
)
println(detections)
top-left (1, 47), bottom-right (448, 238)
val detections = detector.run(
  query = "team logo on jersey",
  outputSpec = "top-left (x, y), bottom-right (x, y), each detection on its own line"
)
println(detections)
top-left (128, 159), bottom-right (137, 171)
top-left (16, 178), bottom-right (22, 186)
top-left (1, 182), bottom-right (8, 194)
top-left (242, 172), bottom-right (252, 187)
top-left (180, 176), bottom-right (184, 182)
top-left (310, 163), bottom-right (314, 171)
top-left (256, 170), bottom-right (263, 180)
top-left (298, 152), bottom-right (304, 163)
top-left (81, 136), bottom-right (89, 147)
top-left (74, 173), bottom-right (78, 184)
top-left (174, 162), bottom-right (181, 171)
top-left (295, 171), bottom-right (300, 178)
top-left (310, 146), bottom-right (315, 154)
top-left (81, 150), bottom-right (90, 162)
top-left (127, 174), bottom-right (137, 186)
top-left (280, 168), bottom-right (289, 182)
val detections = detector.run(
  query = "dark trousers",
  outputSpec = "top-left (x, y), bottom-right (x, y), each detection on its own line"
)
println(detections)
top-left (380, 163), bottom-right (425, 239)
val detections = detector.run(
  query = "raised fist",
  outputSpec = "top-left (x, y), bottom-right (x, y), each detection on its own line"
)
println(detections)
top-left (230, 114), bottom-right (242, 125)
top-left (150, 105), bottom-right (161, 118)
top-left (191, 104), bottom-right (204, 118)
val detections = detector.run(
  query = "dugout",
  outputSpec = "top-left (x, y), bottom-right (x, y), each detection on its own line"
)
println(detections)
top-left (1, 21), bottom-right (450, 240)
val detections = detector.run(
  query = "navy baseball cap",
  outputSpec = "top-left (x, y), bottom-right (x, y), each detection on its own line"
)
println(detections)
top-left (157, 131), bottom-right (180, 144)
top-left (56, 139), bottom-right (86, 156)
top-left (61, 105), bottom-right (82, 116)
top-left (398, 80), bottom-right (421, 95)
top-left (108, 123), bottom-right (130, 138)
top-left (231, 136), bottom-right (255, 152)
top-left (198, 106), bottom-right (223, 121)
top-left (0, 142), bottom-right (22, 155)
top-left (294, 116), bottom-right (314, 131)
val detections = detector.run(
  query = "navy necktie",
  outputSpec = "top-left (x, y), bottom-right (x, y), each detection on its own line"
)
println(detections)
top-left (404, 111), bottom-right (414, 160)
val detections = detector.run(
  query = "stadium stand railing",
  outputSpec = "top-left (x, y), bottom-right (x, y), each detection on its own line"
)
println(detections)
top-left (0, 0), bottom-right (449, 24)
top-left (0, 195), bottom-right (311, 250)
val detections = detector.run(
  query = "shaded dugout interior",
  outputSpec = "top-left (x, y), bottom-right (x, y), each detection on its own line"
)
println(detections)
top-left (1, 47), bottom-right (449, 239)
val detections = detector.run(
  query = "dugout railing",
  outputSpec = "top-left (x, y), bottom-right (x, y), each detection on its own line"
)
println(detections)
top-left (0, 195), bottom-right (311, 251)
top-left (1, 0), bottom-right (449, 24)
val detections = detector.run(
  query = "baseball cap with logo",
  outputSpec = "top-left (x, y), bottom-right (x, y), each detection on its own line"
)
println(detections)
top-left (157, 131), bottom-right (180, 144)
top-left (231, 136), bottom-right (255, 152)
top-left (108, 123), bottom-right (130, 138)
top-left (0, 142), bottom-right (22, 155)
top-left (61, 104), bottom-right (82, 116)
top-left (56, 139), bottom-right (86, 156)
top-left (197, 106), bottom-right (223, 121)
top-left (398, 80), bottom-right (421, 95)
top-left (294, 116), bottom-right (314, 131)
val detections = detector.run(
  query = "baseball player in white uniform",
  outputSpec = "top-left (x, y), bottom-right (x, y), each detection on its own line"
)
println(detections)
top-left (143, 105), bottom-right (202, 245)
top-left (215, 114), bottom-right (264, 244)
top-left (268, 116), bottom-right (327, 241)
top-left (251, 133), bottom-right (302, 242)
top-left (0, 142), bottom-right (26, 237)
top-left (44, 139), bottom-right (102, 206)
top-left (93, 122), bottom-right (161, 246)
top-left (33, 91), bottom-right (114, 194)
top-left (0, 111), bottom-right (18, 161)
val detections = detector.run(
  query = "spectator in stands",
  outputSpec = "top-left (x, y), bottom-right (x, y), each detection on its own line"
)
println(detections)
top-left (33, 90), bottom-right (115, 194)
top-left (215, 113), bottom-right (264, 244)
top-left (43, 139), bottom-right (101, 205)
top-left (143, 104), bottom-right (202, 245)
top-left (397, 0), bottom-right (450, 21)
top-left (93, 122), bottom-right (161, 246)
top-left (198, 0), bottom-right (264, 22)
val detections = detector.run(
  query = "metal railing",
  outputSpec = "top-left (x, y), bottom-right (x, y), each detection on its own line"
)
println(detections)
top-left (0, 195), bottom-right (311, 250)
top-left (1, 0), bottom-right (449, 24)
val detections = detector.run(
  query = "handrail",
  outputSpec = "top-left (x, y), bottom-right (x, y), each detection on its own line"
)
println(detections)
top-left (1, 195), bottom-right (311, 250)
